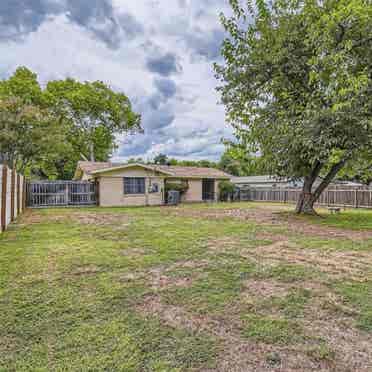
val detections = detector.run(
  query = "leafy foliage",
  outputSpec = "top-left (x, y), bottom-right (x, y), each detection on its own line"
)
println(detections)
top-left (0, 97), bottom-right (62, 172)
top-left (216, 0), bottom-right (372, 213)
top-left (0, 67), bottom-right (140, 179)
top-left (154, 153), bottom-right (168, 165)
top-left (45, 78), bottom-right (141, 163)
top-left (218, 180), bottom-right (235, 201)
top-left (164, 181), bottom-right (189, 194)
top-left (219, 147), bottom-right (266, 176)
top-left (338, 151), bottom-right (372, 185)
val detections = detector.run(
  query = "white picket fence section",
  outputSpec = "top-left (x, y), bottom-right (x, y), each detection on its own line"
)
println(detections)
top-left (0, 164), bottom-right (25, 233)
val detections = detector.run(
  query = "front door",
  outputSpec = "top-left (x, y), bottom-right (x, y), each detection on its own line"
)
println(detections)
top-left (202, 179), bottom-right (215, 201)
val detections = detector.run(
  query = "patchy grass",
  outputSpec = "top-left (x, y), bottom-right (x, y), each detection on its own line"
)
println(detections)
top-left (162, 258), bottom-right (256, 314)
top-left (302, 208), bottom-right (372, 231)
top-left (259, 288), bottom-right (312, 318)
top-left (334, 280), bottom-right (372, 331)
top-left (1, 203), bottom-right (372, 371)
top-left (258, 263), bottom-right (318, 283)
top-left (241, 314), bottom-right (303, 344)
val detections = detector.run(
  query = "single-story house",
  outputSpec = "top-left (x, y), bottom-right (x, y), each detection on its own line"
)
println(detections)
top-left (231, 175), bottom-right (304, 189)
top-left (74, 161), bottom-right (231, 207)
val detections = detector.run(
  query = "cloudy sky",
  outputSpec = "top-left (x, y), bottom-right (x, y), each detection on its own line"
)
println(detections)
top-left (0, 0), bottom-right (233, 161)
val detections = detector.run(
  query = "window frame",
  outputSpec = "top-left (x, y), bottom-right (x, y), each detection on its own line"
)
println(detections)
top-left (123, 177), bottom-right (146, 195)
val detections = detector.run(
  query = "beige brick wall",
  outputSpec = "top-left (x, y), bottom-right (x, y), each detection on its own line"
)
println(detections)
top-left (97, 166), bottom-right (165, 207)
top-left (95, 166), bottom-right (227, 207)
top-left (215, 180), bottom-right (221, 201)
top-left (183, 179), bottom-right (203, 202)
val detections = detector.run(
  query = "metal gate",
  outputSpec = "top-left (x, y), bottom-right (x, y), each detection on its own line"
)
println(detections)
top-left (27, 181), bottom-right (97, 207)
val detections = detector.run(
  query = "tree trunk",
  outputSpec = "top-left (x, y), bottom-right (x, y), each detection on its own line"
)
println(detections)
top-left (295, 192), bottom-right (317, 214)
top-left (89, 142), bottom-right (95, 162)
top-left (295, 177), bottom-right (317, 214)
top-left (295, 159), bottom-right (348, 215)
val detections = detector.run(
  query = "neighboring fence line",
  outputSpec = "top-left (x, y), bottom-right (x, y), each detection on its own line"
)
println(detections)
top-left (238, 188), bottom-right (372, 209)
top-left (27, 180), bottom-right (97, 208)
top-left (0, 164), bottom-right (25, 232)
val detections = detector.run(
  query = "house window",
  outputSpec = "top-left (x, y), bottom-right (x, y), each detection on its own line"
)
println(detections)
top-left (123, 177), bottom-right (145, 194)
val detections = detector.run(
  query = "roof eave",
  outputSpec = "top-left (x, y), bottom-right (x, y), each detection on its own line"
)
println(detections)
top-left (90, 163), bottom-right (174, 176)
top-left (167, 175), bottom-right (231, 179)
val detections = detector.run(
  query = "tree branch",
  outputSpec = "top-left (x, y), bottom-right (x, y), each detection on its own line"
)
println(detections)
top-left (313, 159), bottom-right (348, 200)
top-left (309, 160), bottom-right (323, 184)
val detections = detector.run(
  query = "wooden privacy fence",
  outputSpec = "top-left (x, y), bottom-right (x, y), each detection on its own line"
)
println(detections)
top-left (0, 164), bottom-right (26, 232)
top-left (27, 181), bottom-right (97, 208)
top-left (239, 188), bottom-right (372, 209)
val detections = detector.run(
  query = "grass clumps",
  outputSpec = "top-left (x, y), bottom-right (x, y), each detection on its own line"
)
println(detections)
top-left (305, 342), bottom-right (335, 363)
top-left (241, 314), bottom-right (303, 344)
top-left (257, 263), bottom-right (316, 283)
top-left (1, 203), bottom-right (372, 370)
top-left (163, 260), bottom-right (256, 314)
top-left (259, 288), bottom-right (312, 318)
top-left (335, 280), bottom-right (372, 331)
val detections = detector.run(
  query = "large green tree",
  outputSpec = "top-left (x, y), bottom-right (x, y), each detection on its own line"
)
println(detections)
top-left (0, 97), bottom-right (61, 172)
top-left (0, 67), bottom-right (141, 179)
top-left (216, 0), bottom-right (372, 213)
top-left (0, 68), bottom-right (62, 172)
top-left (219, 147), bottom-right (266, 176)
top-left (46, 79), bottom-right (141, 163)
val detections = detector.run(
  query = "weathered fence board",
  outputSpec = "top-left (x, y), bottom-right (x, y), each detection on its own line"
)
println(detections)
top-left (238, 188), bottom-right (372, 208)
top-left (0, 165), bottom-right (25, 232)
top-left (27, 181), bottom-right (97, 208)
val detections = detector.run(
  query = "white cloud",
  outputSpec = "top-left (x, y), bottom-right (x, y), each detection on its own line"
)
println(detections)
top-left (0, 0), bottom-right (233, 161)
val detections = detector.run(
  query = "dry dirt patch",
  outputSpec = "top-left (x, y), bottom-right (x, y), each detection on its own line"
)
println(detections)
top-left (70, 264), bottom-right (102, 276)
top-left (69, 212), bottom-right (131, 227)
top-left (207, 231), bottom-right (372, 280)
top-left (21, 210), bottom-right (131, 227)
top-left (284, 214), bottom-right (372, 240)
top-left (148, 268), bottom-right (194, 290)
top-left (302, 306), bottom-right (372, 372)
top-left (242, 279), bottom-right (294, 299)
top-left (163, 205), bottom-right (372, 240)
top-left (145, 261), bottom-right (211, 290)
top-left (162, 206), bottom-right (281, 225)
top-left (120, 247), bottom-right (149, 258)
top-left (136, 295), bottom-right (330, 372)
top-left (247, 243), bottom-right (372, 280)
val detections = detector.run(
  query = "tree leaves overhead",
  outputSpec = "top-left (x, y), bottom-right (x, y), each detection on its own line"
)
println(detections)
top-left (46, 78), bottom-right (141, 162)
top-left (215, 0), bottom-right (372, 213)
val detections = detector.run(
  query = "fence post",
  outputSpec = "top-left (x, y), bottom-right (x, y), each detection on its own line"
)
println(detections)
top-left (10, 168), bottom-right (15, 221)
top-left (354, 189), bottom-right (358, 208)
top-left (1, 165), bottom-right (7, 232)
top-left (16, 174), bottom-right (20, 215)
top-left (23, 179), bottom-right (27, 210)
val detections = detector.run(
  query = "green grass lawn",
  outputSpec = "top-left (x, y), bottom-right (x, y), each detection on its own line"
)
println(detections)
top-left (0, 203), bottom-right (371, 371)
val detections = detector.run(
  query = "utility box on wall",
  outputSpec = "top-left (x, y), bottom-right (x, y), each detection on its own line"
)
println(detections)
top-left (167, 190), bottom-right (180, 205)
